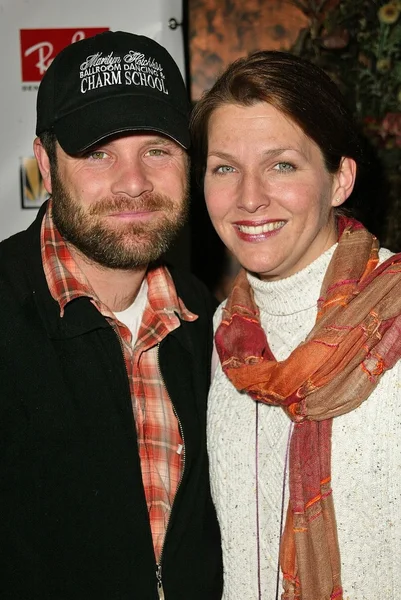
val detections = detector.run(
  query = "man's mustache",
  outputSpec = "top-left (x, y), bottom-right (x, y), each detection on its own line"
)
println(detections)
top-left (88, 193), bottom-right (176, 216)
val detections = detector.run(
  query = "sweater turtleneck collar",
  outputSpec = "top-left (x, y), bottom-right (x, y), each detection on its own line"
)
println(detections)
top-left (247, 244), bottom-right (337, 317)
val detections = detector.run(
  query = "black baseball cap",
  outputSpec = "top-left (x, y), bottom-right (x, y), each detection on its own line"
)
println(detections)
top-left (36, 30), bottom-right (190, 153)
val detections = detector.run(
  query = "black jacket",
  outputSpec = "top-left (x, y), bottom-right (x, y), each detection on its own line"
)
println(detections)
top-left (0, 204), bottom-right (223, 599)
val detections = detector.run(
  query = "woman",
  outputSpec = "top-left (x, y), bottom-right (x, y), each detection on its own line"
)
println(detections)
top-left (190, 51), bottom-right (401, 600)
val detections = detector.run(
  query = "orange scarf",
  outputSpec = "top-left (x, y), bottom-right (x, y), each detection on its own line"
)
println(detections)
top-left (215, 217), bottom-right (401, 599)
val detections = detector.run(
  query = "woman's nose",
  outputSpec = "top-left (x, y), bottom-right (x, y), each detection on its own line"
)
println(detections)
top-left (236, 171), bottom-right (271, 213)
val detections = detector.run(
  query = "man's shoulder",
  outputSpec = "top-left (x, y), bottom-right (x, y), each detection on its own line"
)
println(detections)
top-left (1, 218), bottom-right (37, 262)
top-left (166, 263), bottom-right (218, 315)
top-left (0, 228), bottom-right (30, 279)
top-left (0, 227), bottom-right (28, 251)
top-left (0, 203), bottom-right (45, 264)
top-left (0, 225), bottom-right (41, 313)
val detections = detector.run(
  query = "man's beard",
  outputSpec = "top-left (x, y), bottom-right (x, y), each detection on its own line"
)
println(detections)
top-left (50, 168), bottom-right (190, 270)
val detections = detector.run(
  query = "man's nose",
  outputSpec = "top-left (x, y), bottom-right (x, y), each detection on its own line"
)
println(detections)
top-left (110, 156), bottom-right (153, 197)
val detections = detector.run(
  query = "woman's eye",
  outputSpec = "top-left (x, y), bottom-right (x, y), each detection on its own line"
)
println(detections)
top-left (215, 165), bottom-right (235, 174)
top-left (274, 162), bottom-right (295, 172)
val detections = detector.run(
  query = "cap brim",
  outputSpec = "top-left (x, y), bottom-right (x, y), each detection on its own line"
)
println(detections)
top-left (53, 94), bottom-right (190, 154)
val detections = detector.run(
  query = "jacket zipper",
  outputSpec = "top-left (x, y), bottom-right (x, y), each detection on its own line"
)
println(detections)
top-left (156, 563), bottom-right (165, 600)
top-left (155, 341), bottom-right (186, 600)
top-left (113, 327), bottom-right (159, 591)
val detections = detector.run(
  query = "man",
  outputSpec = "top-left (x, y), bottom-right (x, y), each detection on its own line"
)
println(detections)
top-left (0, 31), bottom-right (222, 599)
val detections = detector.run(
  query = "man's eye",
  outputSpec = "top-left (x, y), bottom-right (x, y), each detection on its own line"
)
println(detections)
top-left (274, 162), bottom-right (295, 172)
top-left (147, 148), bottom-right (167, 157)
top-left (89, 151), bottom-right (107, 160)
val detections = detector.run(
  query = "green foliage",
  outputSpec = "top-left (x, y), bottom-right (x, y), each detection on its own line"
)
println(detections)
top-left (291, 0), bottom-right (401, 120)
top-left (290, 0), bottom-right (401, 248)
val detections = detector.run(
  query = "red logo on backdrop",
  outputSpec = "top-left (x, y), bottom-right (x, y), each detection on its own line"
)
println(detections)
top-left (20, 28), bottom-right (109, 82)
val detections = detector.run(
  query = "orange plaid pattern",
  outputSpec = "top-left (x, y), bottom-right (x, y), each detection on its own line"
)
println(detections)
top-left (41, 202), bottom-right (197, 561)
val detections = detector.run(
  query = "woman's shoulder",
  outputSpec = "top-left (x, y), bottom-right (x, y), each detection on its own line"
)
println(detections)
top-left (212, 299), bottom-right (227, 330)
top-left (378, 246), bottom-right (395, 264)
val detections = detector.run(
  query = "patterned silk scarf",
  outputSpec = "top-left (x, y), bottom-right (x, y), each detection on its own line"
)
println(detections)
top-left (215, 217), bottom-right (401, 600)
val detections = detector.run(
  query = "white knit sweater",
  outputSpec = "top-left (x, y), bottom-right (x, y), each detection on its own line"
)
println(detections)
top-left (208, 245), bottom-right (401, 600)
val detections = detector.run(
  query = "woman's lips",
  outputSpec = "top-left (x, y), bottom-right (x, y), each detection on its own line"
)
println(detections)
top-left (234, 220), bottom-right (286, 240)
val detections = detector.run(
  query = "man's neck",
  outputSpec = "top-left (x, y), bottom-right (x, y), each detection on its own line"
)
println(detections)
top-left (68, 245), bottom-right (147, 312)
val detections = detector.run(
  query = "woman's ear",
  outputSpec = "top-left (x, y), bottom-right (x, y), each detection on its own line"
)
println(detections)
top-left (331, 157), bottom-right (357, 207)
top-left (33, 137), bottom-right (53, 195)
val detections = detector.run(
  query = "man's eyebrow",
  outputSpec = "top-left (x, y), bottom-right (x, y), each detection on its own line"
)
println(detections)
top-left (144, 136), bottom-right (174, 145)
top-left (82, 135), bottom-right (174, 153)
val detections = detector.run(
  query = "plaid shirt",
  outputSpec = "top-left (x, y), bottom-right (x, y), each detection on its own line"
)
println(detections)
top-left (41, 202), bottom-right (197, 562)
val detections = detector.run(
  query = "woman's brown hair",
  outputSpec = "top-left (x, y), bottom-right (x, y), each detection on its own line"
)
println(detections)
top-left (190, 50), bottom-right (366, 183)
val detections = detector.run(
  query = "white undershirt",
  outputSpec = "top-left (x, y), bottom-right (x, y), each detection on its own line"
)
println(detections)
top-left (113, 279), bottom-right (148, 344)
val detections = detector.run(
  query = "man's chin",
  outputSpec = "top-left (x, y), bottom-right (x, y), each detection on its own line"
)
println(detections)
top-left (53, 199), bottom-right (187, 269)
top-left (69, 231), bottom-right (176, 270)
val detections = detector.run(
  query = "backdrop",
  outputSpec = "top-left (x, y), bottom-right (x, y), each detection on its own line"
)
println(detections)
top-left (0, 0), bottom-right (185, 240)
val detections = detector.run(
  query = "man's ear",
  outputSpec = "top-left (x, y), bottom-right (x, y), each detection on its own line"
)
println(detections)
top-left (331, 157), bottom-right (357, 208)
top-left (33, 137), bottom-right (53, 195)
